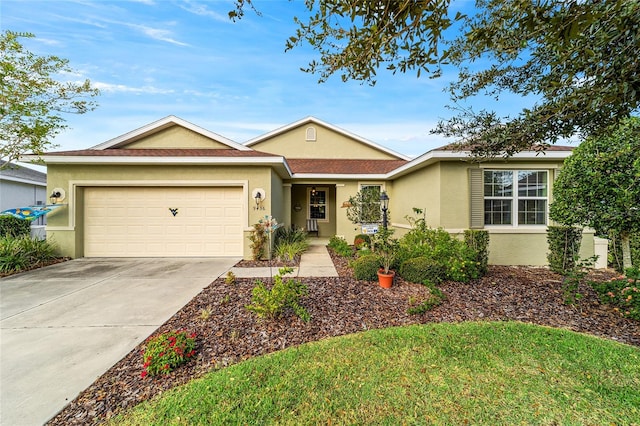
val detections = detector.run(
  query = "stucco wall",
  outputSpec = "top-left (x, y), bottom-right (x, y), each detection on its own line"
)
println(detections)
top-left (390, 163), bottom-right (442, 228)
top-left (123, 126), bottom-right (232, 149)
top-left (385, 158), bottom-right (596, 267)
top-left (250, 124), bottom-right (399, 160)
top-left (46, 164), bottom-right (275, 259)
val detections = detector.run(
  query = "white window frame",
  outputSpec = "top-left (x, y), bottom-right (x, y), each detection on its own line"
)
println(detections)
top-left (307, 186), bottom-right (329, 222)
top-left (483, 170), bottom-right (548, 227)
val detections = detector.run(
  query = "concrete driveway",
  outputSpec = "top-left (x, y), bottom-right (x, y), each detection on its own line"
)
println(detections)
top-left (0, 257), bottom-right (239, 426)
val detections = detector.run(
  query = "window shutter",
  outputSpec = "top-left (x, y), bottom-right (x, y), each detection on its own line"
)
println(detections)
top-left (469, 168), bottom-right (484, 229)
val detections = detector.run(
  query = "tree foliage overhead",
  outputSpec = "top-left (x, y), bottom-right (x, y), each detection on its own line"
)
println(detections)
top-left (231, 0), bottom-right (640, 157)
top-left (549, 117), bottom-right (640, 269)
top-left (0, 31), bottom-right (99, 165)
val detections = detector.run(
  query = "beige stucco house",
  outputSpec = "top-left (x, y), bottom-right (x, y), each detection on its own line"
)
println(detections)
top-left (33, 115), bottom-right (599, 266)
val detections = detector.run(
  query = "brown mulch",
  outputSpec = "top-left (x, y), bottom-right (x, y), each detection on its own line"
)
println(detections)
top-left (48, 253), bottom-right (639, 425)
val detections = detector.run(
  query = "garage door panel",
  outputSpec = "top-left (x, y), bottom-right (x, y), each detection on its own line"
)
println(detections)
top-left (84, 187), bottom-right (243, 257)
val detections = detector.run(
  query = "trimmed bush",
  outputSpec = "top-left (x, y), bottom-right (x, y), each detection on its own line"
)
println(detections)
top-left (547, 226), bottom-right (582, 274)
top-left (0, 216), bottom-right (30, 237)
top-left (350, 254), bottom-right (381, 281)
top-left (464, 229), bottom-right (489, 274)
top-left (328, 235), bottom-right (352, 257)
top-left (399, 256), bottom-right (447, 284)
top-left (394, 219), bottom-right (482, 282)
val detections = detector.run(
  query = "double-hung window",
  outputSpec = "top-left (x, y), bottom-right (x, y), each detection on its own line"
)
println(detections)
top-left (308, 187), bottom-right (328, 221)
top-left (484, 170), bottom-right (548, 226)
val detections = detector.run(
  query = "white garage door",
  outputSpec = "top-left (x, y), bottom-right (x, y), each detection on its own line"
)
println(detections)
top-left (84, 187), bottom-right (243, 257)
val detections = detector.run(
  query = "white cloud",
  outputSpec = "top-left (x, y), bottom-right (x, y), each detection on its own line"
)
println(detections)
top-left (93, 81), bottom-right (175, 94)
top-left (178, 1), bottom-right (230, 23)
top-left (133, 24), bottom-right (190, 46)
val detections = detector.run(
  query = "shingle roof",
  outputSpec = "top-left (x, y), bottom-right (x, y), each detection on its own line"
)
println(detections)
top-left (287, 159), bottom-right (408, 175)
top-left (0, 160), bottom-right (46, 184)
top-left (434, 143), bottom-right (575, 152)
top-left (41, 149), bottom-right (280, 157)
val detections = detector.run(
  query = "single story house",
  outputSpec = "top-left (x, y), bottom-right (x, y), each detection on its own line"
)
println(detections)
top-left (30, 115), bottom-right (603, 266)
top-left (0, 160), bottom-right (48, 237)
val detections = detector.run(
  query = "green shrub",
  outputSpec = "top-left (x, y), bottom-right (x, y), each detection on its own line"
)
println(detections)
top-left (590, 267), bottom-right (640, 320)
top-left (0, 236), bottom-right (58, 274)
top-left (395, 213), bottom-right (481, 282)
top-left (275, 226), bottom-right (309, 245)
top-left (547, 226), bottom-right (583, 274)
top-left (249, 222), bottom-right (267, 260)
top-left (407, 281), bottom-right (446, 315)
top-left (399, 257), bottom-right (447, 284)
top-left (274, 226), bottom-right (309, 261)
top-left (0, 216), bottom-right (31, 237)
top-left (353, 233), bottom-right (371, 248)
top-left (328, 235), bottom-right (352, 257)
top-left (245, 268), bottom-right (310, 322)
top-left (274, 240), bottom-right (309, 262)
top-left (141, 330), bottom-right (197, 377)
top-left (350, 254), bottom-right (381, 281)
top-left (464, 229), bottom-right (489, 274)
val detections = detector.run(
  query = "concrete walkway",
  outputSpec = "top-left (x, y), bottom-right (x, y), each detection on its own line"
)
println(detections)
top-left (0, 258), bottom-right (239, 426)
top-left (230, 238), bottom-right (338, 278)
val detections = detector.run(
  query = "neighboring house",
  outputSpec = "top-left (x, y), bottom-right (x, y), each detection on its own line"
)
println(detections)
top-left (29, 115), bottom-right (600, 266)
top-left (0, 161), bottom-right (48, 235)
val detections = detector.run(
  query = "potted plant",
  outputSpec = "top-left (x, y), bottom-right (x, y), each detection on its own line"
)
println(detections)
top-left (373, 227), bottom-right (397, 288)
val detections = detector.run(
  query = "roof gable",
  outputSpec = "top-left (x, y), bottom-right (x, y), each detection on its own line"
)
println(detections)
top-left (91, 116), bottom-right (251, 151)
top-left (245, 117), bottom-right (410, 161)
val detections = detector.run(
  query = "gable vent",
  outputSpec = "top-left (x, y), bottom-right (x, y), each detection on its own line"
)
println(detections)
top-left (305, 126), bottom-right (316, 141)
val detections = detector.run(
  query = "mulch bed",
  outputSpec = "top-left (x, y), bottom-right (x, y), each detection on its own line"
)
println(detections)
top-left (48, 252), bottom-right (639, 425)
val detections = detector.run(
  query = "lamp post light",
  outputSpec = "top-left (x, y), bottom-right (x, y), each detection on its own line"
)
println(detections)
top-left (380, 191), bottom-right (389, 229)
top-left (254, 191), bottom-right (262, 210)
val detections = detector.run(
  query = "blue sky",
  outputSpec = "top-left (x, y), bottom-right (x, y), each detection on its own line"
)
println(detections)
top-left (3, 0), bottom-right (530, 159)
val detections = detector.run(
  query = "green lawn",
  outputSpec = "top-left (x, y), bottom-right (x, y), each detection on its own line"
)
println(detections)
top-left (111, 322), bottom-right (640, 425)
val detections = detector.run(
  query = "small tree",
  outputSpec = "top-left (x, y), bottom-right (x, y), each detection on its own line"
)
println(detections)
top-left (346, 186), bottom-right (386, 225)
top-left (1, 31), bottom-right (99, 164)
top-left (550, 117), bottom-right (640, 269)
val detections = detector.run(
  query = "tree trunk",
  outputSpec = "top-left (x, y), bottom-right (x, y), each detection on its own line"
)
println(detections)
top-left (621, 231), bottom-right (633, 270)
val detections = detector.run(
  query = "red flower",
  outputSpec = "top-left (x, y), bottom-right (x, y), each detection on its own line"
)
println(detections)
top-left (140, 371), bottom-right (148, 378)
top-left (163, 364), bottom-right (170, 370)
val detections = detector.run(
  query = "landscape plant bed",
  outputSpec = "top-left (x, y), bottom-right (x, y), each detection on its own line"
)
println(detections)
top-left (48, 261), bottom-right (639, 425)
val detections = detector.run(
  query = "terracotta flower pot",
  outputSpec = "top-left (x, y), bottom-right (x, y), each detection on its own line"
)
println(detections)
top-left (377, 269), bottom-right (395, 289)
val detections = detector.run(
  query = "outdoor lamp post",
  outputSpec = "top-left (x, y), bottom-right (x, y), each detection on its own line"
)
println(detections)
top-left (380, 192), bottom-right (389, 229)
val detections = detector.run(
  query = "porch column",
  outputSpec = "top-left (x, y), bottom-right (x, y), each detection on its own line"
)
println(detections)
top-left (283, 183), bottom-right (292, 228)
top-left (335, 183), bottom-right (348, 239)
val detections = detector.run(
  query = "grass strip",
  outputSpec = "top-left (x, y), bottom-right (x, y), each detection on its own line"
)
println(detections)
top-left (111, 321), bottom-right (640, 425)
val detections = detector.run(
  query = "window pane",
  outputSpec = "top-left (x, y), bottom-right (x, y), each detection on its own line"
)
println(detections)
top-left (484, 200), bottom-right (512, 225)
top-left (309, 189), bottom-right (327, 220)
top-left (518, 200), bottom-right (546, 225)
top-left (518, 171), bottom-right (547, 197)
top-left (484, 171), bottom-right (513, 196)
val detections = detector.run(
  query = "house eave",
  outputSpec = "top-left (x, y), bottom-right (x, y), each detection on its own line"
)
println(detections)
top-left (22, 154), bottom-right (293, 178)
top-left (291, 173), bottom-right (390, 180)
top-left (387, 150), bottom-right (573, 179)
